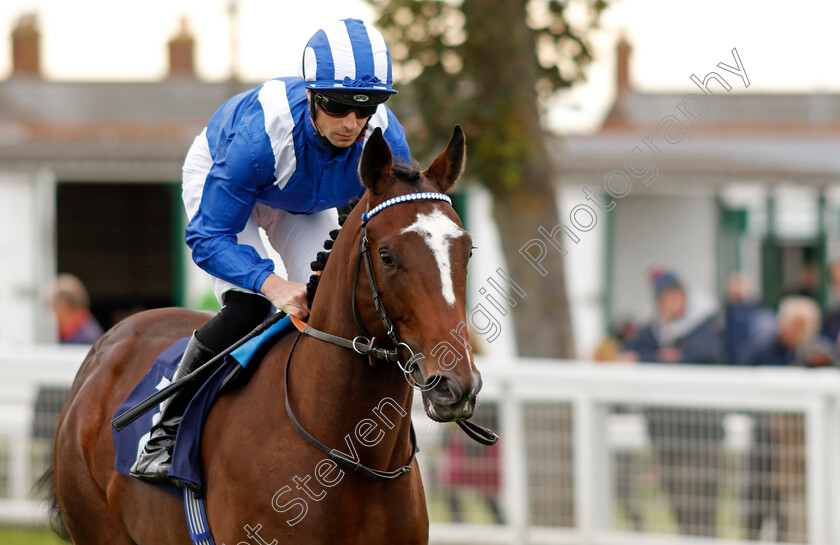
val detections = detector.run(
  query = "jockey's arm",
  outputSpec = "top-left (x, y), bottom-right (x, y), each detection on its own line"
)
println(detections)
top-left (187, 126), bottom-right (276, 293)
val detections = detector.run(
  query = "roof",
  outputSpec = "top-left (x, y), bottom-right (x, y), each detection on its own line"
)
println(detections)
top-left (554, 87), bottom-right (840, 183)
top-left (0, 77), bottom-right (257, 181)
top-left (604, 89), bottom-right (840, 131)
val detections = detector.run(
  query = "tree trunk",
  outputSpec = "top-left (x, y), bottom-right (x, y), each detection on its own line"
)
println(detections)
top-left (491, 187), bottom-right (575, 358)
top-left (461, 0), bottom-right (575, 358)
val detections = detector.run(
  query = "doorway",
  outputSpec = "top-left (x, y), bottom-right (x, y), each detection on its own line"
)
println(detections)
top-left (760, 238), bottom-right (826, 310)
top-left (56, 182), bottom-right (184, 330)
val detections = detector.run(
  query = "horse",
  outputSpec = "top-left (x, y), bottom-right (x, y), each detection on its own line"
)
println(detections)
top-left (49, 125), bottom-right (483, 544)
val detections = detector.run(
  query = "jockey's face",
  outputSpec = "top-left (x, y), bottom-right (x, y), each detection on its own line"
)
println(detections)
top-left (308, 91), bottom-right (369, 148)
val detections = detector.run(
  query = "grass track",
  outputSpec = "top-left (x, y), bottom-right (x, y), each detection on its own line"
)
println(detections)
top-left (0, 527), bottom-right (65, 545)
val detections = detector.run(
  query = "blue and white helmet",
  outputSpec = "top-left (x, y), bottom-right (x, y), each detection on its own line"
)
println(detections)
top-left (300, 19), bottom-right (396, 96)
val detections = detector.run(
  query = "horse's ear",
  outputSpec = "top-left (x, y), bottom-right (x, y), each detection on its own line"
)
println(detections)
top-left (359, 127), bottom-right (393, 196)
top-left (423, 125), bottom-right (466, 194)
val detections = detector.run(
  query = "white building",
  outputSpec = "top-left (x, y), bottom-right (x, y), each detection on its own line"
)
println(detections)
top-left (0, 16), bottom-right (242, 343)
top-left (3, 20), bottom-right (838, 358)
top-left (553, 40), bottom-right (840, 357)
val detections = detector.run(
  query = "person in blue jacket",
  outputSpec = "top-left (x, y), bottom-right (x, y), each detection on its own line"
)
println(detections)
top-left (621, 268), bottom-right (724, 365)
top-left (620, 268), bottom-right (726, 537)
top-left (131, 18), bottom-right (411, 482)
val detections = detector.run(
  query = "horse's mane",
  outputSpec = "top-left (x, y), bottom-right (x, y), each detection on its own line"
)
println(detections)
top-left (305, 197), bottom-right (358, 307)
top-left (305, 162), bottom-right (422, 307)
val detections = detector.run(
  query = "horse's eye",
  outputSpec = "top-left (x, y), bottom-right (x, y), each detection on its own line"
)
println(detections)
top-left (379, 249), bottom-right (397, 268)
top-left (469, 245), bottom-right (477, 259)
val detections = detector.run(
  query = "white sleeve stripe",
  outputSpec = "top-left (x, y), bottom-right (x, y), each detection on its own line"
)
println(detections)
top-left (258, 80), bottom-right (296, 189)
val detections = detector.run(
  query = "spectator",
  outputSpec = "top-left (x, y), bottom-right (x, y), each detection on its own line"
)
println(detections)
top-left (50, 273), bottom-right (103, 344)
top-left (724, 271), bottom-right (775, 365)
top-left (821, 259), bottom-right (840, 342)
top-left (621, 267), bottom-right (726, 537)
top-left (621, 268), bottom-right (724, 365)
top-left (743, 296), bottom-right (836, 542)
top-left (35, 274), bottom-right (103, 447)
top-left (437, 416), bottom-right (503, 524)
top-left (749, 296), bottom-right (837, 369)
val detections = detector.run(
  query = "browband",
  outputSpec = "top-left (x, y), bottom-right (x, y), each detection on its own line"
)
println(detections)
top-left (361, 192), bottom-right (452, 224)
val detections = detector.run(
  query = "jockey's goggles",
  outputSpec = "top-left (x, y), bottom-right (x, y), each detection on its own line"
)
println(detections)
top-left (314, 91), bottom-right (388, 118)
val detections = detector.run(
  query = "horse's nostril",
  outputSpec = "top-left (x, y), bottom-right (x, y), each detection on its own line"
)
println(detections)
top-left (426, 375), bottom-right (464, 405)
top-left (446, 378), bottom-right (463, 401)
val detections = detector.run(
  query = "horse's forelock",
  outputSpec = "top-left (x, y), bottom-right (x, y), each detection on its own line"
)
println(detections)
top-left (391, 162), bottom-right (422, 186)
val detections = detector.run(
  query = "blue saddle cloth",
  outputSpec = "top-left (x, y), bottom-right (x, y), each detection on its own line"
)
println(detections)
top-left (112, 316), bottom-right (294, 496)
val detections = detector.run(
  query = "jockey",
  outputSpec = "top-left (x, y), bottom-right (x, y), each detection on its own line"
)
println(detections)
top-left (131, 18), bottom-right (411, 483)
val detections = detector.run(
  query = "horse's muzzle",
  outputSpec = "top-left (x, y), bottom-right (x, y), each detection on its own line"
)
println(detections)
top-left (422, 372), bottom-right (481, 422)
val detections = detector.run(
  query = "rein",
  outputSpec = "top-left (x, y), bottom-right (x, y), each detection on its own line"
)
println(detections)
top-left (286, 192), bottom-right (497, 480)
top-left (284, 333), bottom-right (417, 480)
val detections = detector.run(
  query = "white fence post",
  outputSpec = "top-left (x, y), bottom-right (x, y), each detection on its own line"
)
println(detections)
top-left (806, 400), bottom-right (827, 545)
top-left (10, 427), bottom-right (31, 503)
top-left (500, 378), bottom-right (528, 543)
top-left (573, 391), bottom-right (602, 544)
top-left (808, 394), bottom-right (840, 545)
top-left (830, 401), bottom-right (840, 545)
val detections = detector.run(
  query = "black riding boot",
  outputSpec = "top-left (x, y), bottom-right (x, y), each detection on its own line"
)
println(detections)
top-left (130, 333), bottom-right (216, 483)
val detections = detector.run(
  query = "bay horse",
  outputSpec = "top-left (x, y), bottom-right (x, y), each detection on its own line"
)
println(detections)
top-left (50, 126), bottom-right (482, 544)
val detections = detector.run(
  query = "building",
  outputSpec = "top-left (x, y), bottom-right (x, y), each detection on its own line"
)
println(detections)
top-left (0, 15), bottom-right (253, 343)
top-left (3, 16), bottom-right (838, 355)
top-left (553, 39), bottom-right (840, 353)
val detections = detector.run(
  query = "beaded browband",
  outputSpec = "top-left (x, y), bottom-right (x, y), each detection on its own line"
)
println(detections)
top-left (361, 192), bottom-right (452, 224)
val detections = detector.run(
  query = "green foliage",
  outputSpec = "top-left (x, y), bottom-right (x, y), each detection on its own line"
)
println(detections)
top-left (366, 0), bottom-right (610, 193)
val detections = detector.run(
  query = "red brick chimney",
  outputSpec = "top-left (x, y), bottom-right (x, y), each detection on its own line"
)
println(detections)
top-left (168, 18), bottom-right (195, 79)
top-left (11, 14), bottom-right (41, 78)
top-left (615, 36), bottom-right (631, 92)
top-left (602, 35), bottom-right (633, 130)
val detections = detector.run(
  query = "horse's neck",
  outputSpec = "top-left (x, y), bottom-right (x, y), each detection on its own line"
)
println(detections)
top-left (288, 235), bottom-right (415, 468)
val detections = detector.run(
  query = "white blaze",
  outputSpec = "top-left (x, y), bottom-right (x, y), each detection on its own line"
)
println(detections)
top-left (402, 209), bottom-right (465, 307)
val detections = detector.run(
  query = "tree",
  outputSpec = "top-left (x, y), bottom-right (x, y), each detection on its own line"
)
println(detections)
top-left (368, 0), bottom-right (610, 357)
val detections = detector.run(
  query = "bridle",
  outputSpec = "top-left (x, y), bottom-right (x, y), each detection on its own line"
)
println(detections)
top-left (353, 193), bottom-right (455, 374)
top-left (295, 192), bottom-right (452, 376)
top-left (285, 192), bottom-right (498, 481)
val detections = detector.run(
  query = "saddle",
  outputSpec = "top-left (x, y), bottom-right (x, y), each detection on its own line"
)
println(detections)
top-left (111, 316), bottom-right (295, 497)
